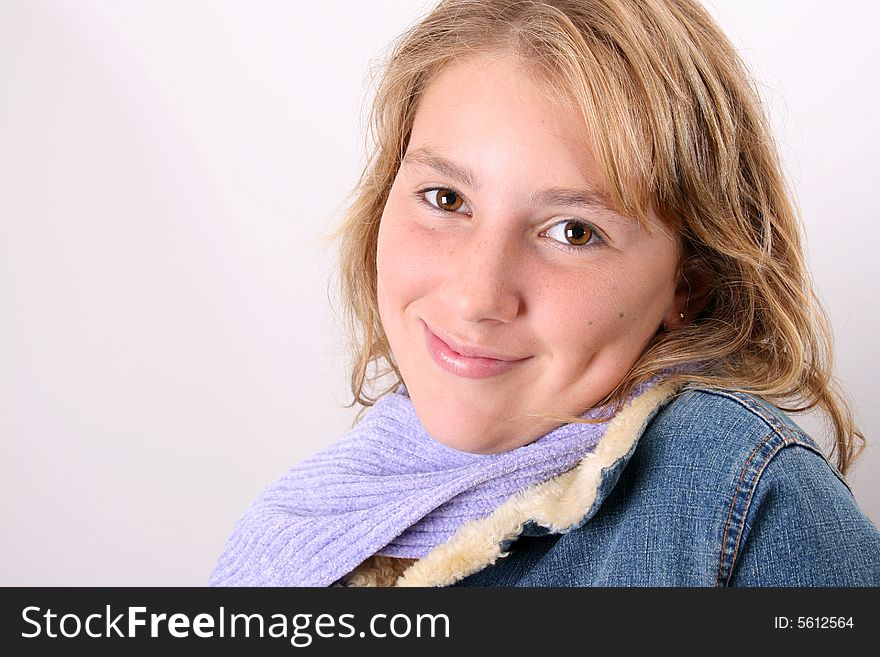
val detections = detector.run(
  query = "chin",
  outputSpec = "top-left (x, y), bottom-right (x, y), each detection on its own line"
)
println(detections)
top-left (404, 373), bottom-right (549, 453)
top-left (423, 420), bottom-right (496, 455)
top-left (419, 406), bottom-right (556, 455)
top-left (414, 404), bottom-right (509, 455)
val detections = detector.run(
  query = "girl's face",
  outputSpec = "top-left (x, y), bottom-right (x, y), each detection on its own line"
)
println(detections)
top-left (376, 52), bottom-right (686, 453)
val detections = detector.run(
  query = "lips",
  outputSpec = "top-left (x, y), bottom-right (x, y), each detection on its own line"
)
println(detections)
top-left (422, 321), bottom-right (530, 379)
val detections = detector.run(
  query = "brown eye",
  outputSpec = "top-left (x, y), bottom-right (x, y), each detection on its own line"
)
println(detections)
top-left (435, 189), bottom-right (463, 212)
top-left (564, 221), bottom-right (593, 245)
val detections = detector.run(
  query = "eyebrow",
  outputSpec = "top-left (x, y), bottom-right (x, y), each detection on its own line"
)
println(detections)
top-left (402, 146), bottom-right (630, 224)
top-left (403, 147), bottom-right (481, 191)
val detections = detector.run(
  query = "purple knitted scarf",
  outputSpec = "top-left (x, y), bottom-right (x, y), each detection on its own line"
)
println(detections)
top-left (209, 377), bottom-right (665, 587)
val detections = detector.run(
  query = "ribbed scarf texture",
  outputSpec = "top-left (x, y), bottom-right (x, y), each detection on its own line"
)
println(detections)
top-left (209, 377), bottom-right (663, 587)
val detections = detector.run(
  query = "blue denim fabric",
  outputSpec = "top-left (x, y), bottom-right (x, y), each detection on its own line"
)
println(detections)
top-left (456, 388), bottom-right (880, 586)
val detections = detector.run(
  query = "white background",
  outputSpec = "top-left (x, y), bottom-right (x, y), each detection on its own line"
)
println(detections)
top-left (1, 0), bottom-right (877, 585)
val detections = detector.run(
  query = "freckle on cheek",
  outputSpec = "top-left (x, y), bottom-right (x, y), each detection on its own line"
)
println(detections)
top-left (618, 312), bottom-right (625, 318)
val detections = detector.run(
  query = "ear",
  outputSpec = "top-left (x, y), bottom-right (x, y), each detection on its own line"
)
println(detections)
top-left (662, 259), bottom-right (712, 330)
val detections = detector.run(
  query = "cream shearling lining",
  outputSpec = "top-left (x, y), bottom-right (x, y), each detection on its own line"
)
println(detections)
top-left (342, 381), bottom-right (680, 587)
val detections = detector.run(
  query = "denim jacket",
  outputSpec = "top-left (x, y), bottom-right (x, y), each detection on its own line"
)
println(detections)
top-left (345, 383), bottom-right (880, 586)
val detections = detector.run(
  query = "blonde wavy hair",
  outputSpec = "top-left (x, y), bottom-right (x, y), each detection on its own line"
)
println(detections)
top-left (335, 0), bottom-right (864, 474)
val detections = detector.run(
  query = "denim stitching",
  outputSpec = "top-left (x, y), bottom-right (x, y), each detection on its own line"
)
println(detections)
top-left (707, 391), bottom-right (816, 448)
top-left (703, 389), bottom-right (791, 437)
top-left (693, 389), bottom-right (851, 492)
top-left (722, 437), bottom-right (785, 586)
top-left (716, 430), bottom-right (778, 585)
top-left (696, 388), bottom-right (855, 585)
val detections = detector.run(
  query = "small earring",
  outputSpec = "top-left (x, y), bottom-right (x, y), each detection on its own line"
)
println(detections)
top-left (679, 312), bottom-right (685, 320)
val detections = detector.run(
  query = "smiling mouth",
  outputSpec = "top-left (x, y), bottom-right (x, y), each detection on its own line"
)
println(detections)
top-left (422, 321), bottom-right (530, 379)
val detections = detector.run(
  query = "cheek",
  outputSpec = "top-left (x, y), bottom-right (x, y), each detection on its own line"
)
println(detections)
top-left (377, 188), bottom-right (460, 302)
top-left (376, 201), bottom-right (439, 330)
top-left (529, 268), bottom-right (617, 330)
top-left (531, 263), bottom-right (671, 357)
top-left (375, 221), bottom-right (401, 332)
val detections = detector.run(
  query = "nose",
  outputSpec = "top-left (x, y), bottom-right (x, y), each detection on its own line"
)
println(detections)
top-left (438, 232), bottom-right (523, 324)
